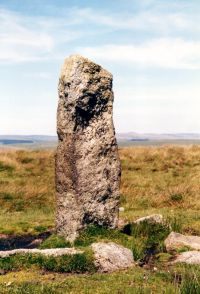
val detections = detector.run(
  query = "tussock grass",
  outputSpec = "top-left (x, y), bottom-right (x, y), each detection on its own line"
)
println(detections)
top-left (39, 234), bottom-right (71, 249)
top-left (0, 251), bottom-right (95, 273)
top-left (0, 149), bottom-right (55, 234)
top-left (120, 145), bottom-right (200, 210)
top-left (74, 224), bottom-right (131, 248)
top-left (130, 221), bottom-right (170, 260)
top-left (1, 145), bottom-right (200, 235)
top-left (1, 145), bottom-right (200, 292)
top-left (119, 145), bottom-right (200, 234)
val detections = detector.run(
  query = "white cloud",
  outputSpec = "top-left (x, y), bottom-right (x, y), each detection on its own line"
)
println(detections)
top-left (0, 9), bottom-right (55, 62)
top-left (0, 8), bottom-right (82, 63)
top-left (81, 38), bottom-right (200, 69)
top-left (75, 7), bottom-right (189, 32)
top-left (72, 4), bottom-right (200, 34)
top-left (1, 3), bottom-right (200, 134)
top-left (0, 5), bottom-right (199, 64)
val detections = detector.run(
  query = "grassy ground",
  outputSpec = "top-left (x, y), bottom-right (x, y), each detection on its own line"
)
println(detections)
top-left (120, 145), bottom-right (200, 235)
top-left (1, 145), bottom-right (200, 293)
top-left (0, 149), bottom-right (54, 235)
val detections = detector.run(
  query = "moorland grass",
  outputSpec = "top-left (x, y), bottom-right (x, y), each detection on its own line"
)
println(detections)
top-left (0, 148), bottom-right (55, 234)
top-left (2, 264), bottom-right (200, 294)
top-left (74, 224), bottom-right (132, 248)
top-left (39, 234), bottom-right (71, 249)
top-left (1, 145), bottom-right (200, 235)
top-left (1, 145), bottom-right (200, 292)
top-left (0, 250), bottom-right (95, 273)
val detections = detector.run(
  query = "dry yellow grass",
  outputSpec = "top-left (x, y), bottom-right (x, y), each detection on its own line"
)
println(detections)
top-left (1, 145), bottom-right (200, 235)
top-left (119, 145), bottom-right (200, 234)
top-left (0, 149), bottom-right (55, 234)
top-left (120, 145), bottom-right (200, 207)
top-left (1, 145), bottom-right (200, 293)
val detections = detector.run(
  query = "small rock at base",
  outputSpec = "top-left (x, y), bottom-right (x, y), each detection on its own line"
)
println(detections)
top-left (165, 232), bottom-right (200, 252)
top-left (134, 214), bottom-right (163, 225)
top-left (173, 251), bottom-right (200, 265)
top-left (91, 242), bottom-right (134, 272)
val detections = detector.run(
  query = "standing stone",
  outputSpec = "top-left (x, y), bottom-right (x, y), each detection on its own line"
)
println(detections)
top-left (55, 55), bottom-right (121, 242)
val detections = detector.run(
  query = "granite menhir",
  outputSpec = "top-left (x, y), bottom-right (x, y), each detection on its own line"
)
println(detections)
top-left (55, 55), bottom-right (121, 241)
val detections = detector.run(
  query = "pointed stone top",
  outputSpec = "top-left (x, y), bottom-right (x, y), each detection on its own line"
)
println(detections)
top-left (60, 54), bottom-right (112, 82)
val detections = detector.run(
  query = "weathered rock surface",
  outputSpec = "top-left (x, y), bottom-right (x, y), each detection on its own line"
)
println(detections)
top-left (55, 55), bottom-right (121, 241)
top-left (91, 242), bottom-right (134, 272)
top-left (165, 232), bottom-right (200, 252)
top-left (173, 251), bottom-right (200, 265)
top-left (0, 248), bottom-right (83, 258)
top-left (0, 242), bottom-right (133, 273)
top-left (134, 214), bottom-right (164, 225)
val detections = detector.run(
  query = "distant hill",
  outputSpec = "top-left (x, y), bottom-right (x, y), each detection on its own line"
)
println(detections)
top-left (0, 139), bottom-right (34, 145)
top-left (117, 132), bottom-right (200, 141)
top-left (117, 132), bottom-right (200, 146)
top-left (0, 135), bottom-right (57, 148)
top-left (1, 133), bottom-right (200, 148)
top-left (0, 135), bottom-right (57, 141)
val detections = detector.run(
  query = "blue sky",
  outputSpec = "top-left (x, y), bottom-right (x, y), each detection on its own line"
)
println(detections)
top-left (0, 0), bottom-right (200, 135)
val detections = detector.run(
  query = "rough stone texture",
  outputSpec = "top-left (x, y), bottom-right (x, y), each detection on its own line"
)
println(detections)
top-left (165, 232), bottom-right (200, 252)
top-left (173, 251), bottom-right (200, 265)
top-left (91, 242), bottom-right (134, 272)
top-left (0, 248), bottom-right (83, 258)
top-left (134, 214), bottom-right (164, 225)
top-left (55, 55), bottom-right (121, 241)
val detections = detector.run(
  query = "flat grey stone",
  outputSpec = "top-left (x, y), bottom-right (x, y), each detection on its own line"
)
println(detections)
top-left (91, 242), bottom-right (134, 272)
top-left (0, 248), bottom-right (83, 258)
top-left (165, 232), bottom-right (200, 252)
top-left (173, 251), bottom-right (200, 265)
top-left (134, 214), bottom-right (164, 225)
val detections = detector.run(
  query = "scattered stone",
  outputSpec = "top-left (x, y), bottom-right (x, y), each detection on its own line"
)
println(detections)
top-left (56, 55), bottom-right (121, 242)
top-left (173, 251), bottom-right (200, 265)
top-left (91, 242), bottom-right (134, 272)
top-left (119, 207), bottom-right (125, 212)
top-left (165, 232), bottom-right (200, 252)
top-left (134, 214), bottom-right (164, 225)
top-left (0, 248), bottom-right (83, 258)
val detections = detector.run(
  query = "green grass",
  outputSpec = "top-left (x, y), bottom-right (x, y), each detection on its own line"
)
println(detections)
top-left (0, 267), bottom-right (177, 294)
top-left (74, 225), bottom-right (132, 248)
top-left (130, 221), bottom-right (170, 260)
top-left (39, 234), bottom-right (71, 249)
top-left (2, 264), bottom-right (200, 294)
top-left (0, 251), bottom-right (95, 273)
top-left (1, 146), bottom-right (200, 292)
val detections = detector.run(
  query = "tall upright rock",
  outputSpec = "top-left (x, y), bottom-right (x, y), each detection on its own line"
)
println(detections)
top-left (55, 55), bottom-right (121, 241)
